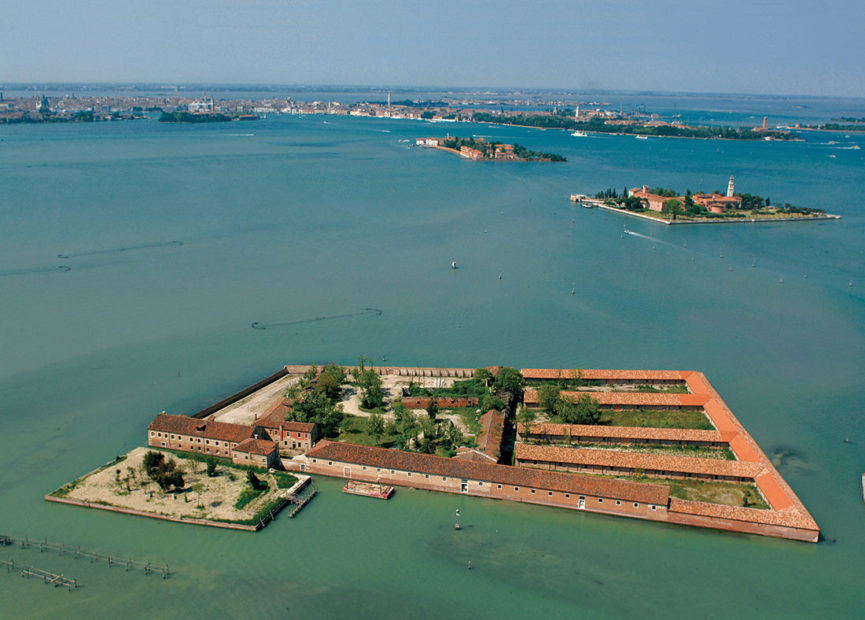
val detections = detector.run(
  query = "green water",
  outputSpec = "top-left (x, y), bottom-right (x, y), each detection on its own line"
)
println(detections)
top-left (1, 107), bottom-right (864, 618)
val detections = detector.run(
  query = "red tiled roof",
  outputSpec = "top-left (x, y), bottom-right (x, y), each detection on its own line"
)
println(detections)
top-left (476, 409), bottom-right (505, 459)
top-left (234, 438), bottom-right (278, 456)
top-left (515, 444), bottom-right (763, 479)
top-left (148, 413), bottom-right (253, 444)
top-left (454, 447), bottom-right (498, 464)
top-left (668, 498), bottom-right (818, 531)
top-left (520, 369), bottom-right (686, 381)
top-left (518, 422), bottom-right (722, 443)
top-left (306, 440), bottom-right (670, 504)
top-left (255, 397), bottom-right (315, 432)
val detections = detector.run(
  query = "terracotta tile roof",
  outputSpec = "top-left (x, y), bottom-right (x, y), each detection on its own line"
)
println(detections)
top-left (255, 397), bottom-right (314, 432)
top-left (306, 440), bottom-right (670, 504)
top-left (148, 413), bottom-right (254, 444)
top-left (234, 438), bottom-right (278, 456)
top-left (454, 447), bottom-right (498, 464)
top-left (515, 444), bottom-right (763, 479)
top-left (521, 369), bottom-right (686, 381)
top-left (518, 422), bottom-right (723, 443)
top-left (476, 409), bottom-right (505, 459)
top-left (668, 498), bottom-right (818, 531)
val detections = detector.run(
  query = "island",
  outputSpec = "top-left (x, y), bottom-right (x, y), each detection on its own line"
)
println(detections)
top-left (572, 176), bottom-right (840, 224)
top-left (416, 137), bottom-right (566, 161)
top-left (46, 362), bottom-right (819, 542)
top-left (158, 111), bottom-right (258, 123)
top-left (471, 110), bottom-right (800, 141)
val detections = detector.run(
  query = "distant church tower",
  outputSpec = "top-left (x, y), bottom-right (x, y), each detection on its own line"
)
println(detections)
top-left (575, 105), bottom-right (580, 119)
top-left (727, 176), bottom-right (735, 197)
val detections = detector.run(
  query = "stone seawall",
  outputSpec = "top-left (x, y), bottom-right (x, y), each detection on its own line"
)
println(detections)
top-left (45, 495), bottom-right (262, 532)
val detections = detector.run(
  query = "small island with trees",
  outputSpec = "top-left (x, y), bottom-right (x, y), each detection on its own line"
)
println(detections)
top-left (158, 111), bottom-right (258, 123)
top-left (471, 111), bottom-right (800, 141)
top-left (416, 136), bottom-right (566, 161)
top-left (573, 177), bottom-right (840, 225)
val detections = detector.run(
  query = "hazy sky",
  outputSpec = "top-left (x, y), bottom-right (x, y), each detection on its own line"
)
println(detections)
top-left (3, 0), bottom-right (864, 97)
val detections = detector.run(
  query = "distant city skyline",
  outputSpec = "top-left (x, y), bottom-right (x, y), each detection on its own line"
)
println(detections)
top-left (3, 0), bottom-right (864, 98)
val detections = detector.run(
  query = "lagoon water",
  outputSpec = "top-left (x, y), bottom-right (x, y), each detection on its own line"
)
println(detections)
top-left (1, 96), bottom-right (865, 618)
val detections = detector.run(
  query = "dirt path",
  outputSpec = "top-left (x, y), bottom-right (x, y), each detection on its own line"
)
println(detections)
top-left (210, 374), bottom-right (301, 425)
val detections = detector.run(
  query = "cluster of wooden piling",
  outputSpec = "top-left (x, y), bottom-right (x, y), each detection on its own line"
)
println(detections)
top-left (0, 535), bottom-right (173, 591)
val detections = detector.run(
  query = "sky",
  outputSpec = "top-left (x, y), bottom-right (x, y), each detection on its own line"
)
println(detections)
top-left (2, 0), bottom-right (864, 97)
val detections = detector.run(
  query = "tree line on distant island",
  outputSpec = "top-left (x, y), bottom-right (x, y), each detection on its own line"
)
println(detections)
top-left (441, 137), bottom-right (566, 161)
top-left (594, 186), bottom-right (824, 218)
top-left (471, 111), bottom-right (798, 141)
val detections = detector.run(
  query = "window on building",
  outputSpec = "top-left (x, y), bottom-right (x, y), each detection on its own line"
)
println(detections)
top-left (407, 473), bottom-right (411, 477)
top-left (312, 459), bottom-right (317, 463)
top-left (362, 466), bottom-right (367, 470)
top-left (328, 461), bottom-right (332, 466)
top-left (565, 494), bottom-right (570, 499)
top-left (598, 498), bottom-right (604, 503)
top-left (425, 474), bottom-right (429, 479)
top-left (548, 491), bottom-right (553, 496)
top-left (651, 505), bottom-right (657, 511)
top-left (514, 487), bottom-right (519, 491)
top-left (497, 484), bottom-right (502, 489)
top-left (531, 489), bottom-right (535, 494)
top-left (616, 500), bottom-right (621, 505)
top-left (442, 477), bottom-right (447, 481)
top-left (634, 503), bottom-right (639, 508)
top-left (478, 481), bottom-right (483, 486)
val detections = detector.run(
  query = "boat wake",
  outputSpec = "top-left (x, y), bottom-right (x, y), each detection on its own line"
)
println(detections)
top-left (0, 264), bottom-right (71, 277)
top-left (57, 240), bottom-right (184, 259)
top-left (251, 307), bottom-right (383, 330)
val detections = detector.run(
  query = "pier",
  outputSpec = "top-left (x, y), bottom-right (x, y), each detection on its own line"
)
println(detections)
top-left (282, 478), bottom-right (318, 519)
top-left (1, 558), bottom-right (79, 591)
top-left (5, 535), bottom-right (171, 578)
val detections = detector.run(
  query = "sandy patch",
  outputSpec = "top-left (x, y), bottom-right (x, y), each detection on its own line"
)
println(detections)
top-left (209, 374), bottom-right (301, 425)
top-left (58, 447), bottom-right (292, 523)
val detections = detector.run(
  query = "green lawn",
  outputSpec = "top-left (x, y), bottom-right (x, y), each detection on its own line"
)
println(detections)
top-left (599, 409), bottom-right (714, 430)
top-left (451, 406), bottom-right (483, 436)
top-left (560, 442), bottom-right (735, 460)
top-left (338, 414), bottom-right (401, 448)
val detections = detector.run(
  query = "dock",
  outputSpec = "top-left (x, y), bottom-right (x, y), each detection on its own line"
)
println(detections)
top-left (281, 477), bottom-right (318, 519)
top-left (343, 480), bottom-right (395, 499)
top-left (1, 558), bottom-right (79, 591)
top-left (4, 535), bottom-right (171, 578)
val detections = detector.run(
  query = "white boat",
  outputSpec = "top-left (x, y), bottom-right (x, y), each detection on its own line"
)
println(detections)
top-left (571, 130), bottom-right (588, 137)
top-left (635, 135), bottom-right (648, 140)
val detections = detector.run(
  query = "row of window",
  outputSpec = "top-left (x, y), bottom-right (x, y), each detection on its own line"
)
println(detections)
top-left (150, 431), bottom-right (233, 448)
top-left (311, 459), bottom-right (658, 510)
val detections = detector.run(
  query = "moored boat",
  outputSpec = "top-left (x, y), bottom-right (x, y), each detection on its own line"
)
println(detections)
top-left (343, 479), bottom-right (395, 499)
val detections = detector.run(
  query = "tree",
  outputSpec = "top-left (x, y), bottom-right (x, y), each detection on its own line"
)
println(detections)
top-left (367, 412), bottom-right (385, 444)
top-left (537, 384), bottom-right (561, 415)
top-left (316, 363), bottom-right (345, 400)
top-left (357, 369), bottom-right (385, 409)
top-left (206, 455), bottom-right (218, 477)
top-left (516, 407), bottom-right (536, 437)
top-left (247, 470), bottom-right (266, 491)
top-left (426, 398), bottom-right (439, 421)
top-left (473, 367), bottom-right (493, 386)
top-left (481, 393), bottom-right (505, 411)
top-left (494, 367), bottom-right (525, 398)
top-left (557, 394), bottom-right (601, 424)
top-left (290, 390), bottom-right (344, 437)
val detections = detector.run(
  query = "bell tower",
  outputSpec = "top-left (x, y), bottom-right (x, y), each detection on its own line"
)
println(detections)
top-left (727, 176), bottom-right (735, 198)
